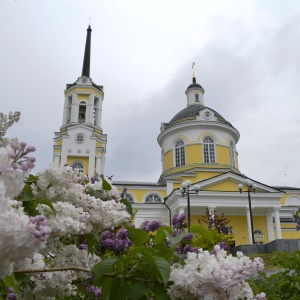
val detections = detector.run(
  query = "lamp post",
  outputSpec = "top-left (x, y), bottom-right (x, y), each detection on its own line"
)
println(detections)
top-left (180, 180), bottom-right (200, 232)
top-left (237, 179), bottom-right (257, 244)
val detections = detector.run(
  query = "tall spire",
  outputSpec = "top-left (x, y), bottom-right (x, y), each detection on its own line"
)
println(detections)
top-left (81, 25), bottom-right (92, 78)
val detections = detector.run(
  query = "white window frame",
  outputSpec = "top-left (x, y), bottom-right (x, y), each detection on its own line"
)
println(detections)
top-left (175, 139), bottom-right (185, 167)
top-left (203, 136), bottom-right (216, 163)
top-left (125, 192), bottom-right (135, 203)
top-left (71, 161), bottom-right (84, 173)
top-left (229, 141), bottom-right (236, 168)
top-left (144, 193), bottom-right (163, 203)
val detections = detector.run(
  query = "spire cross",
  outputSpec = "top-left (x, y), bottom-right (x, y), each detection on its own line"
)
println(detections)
top-left (89, 17), bottom-right (91, 26)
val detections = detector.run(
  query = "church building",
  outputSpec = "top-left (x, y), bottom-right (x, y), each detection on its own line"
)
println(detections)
top-left (53, 26), bottom-right (300, 247)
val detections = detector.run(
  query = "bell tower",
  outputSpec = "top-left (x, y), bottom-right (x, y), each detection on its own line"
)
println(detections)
top-left (53, 25), bottom-right (107, 177)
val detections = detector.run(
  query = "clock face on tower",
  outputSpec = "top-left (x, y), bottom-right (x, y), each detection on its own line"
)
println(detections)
top-left (75, 133), bottom-right (85, 144)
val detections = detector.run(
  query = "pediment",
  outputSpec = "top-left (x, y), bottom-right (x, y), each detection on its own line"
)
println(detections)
top-left (193, 172), bottom-right (282, 193)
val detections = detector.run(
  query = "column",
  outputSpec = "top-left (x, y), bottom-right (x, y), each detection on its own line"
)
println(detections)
top-left (70, 94), bottom-right (79, 123)
top-left (274, 208), bottom-right (282, 239)
top-left (266, 211), bottom-right (275, 242)
top-left (86, 94), bottom-right (94, 124)
top-left (178, 207), bottom-right (185, 216)
top-left (246, 207), bottom-right (253, 244)
top-left (166, 181), bottom-right (174, 196)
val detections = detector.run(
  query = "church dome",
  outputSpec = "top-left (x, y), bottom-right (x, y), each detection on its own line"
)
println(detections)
top-left (169, 104), bottom-right (233, 127)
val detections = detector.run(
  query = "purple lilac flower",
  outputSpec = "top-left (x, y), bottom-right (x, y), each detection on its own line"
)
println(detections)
top-left (139, 220), bottom-right (163, 232)
top-left (210, 241), bottom-right (231, 254)
top-left (78, 244), bottom-right (88, 250)
top-left (99, 228), bottom-right (132, 254)
top-left (183, 233), bottom-right (195, 241)
top-left (6, 287), bottom-right (16, 300)
top-left (172, 213), bottom-right (186, 230)
top-left (116, 227), bottom-right (130, 239)
top-left (86, 285), bottom-right (102, 298)
top-left (27, 215), bottom-right (51, 241)
top-left (183, 244), bottom-right (198, 254)
top-left (101, 230), bottom-right (114, 240)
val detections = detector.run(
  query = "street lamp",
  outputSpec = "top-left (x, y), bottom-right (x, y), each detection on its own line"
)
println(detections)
top-left (237, 179), bottom-right (257, 244)
top-left (180, 180), bottom-right (201, 232)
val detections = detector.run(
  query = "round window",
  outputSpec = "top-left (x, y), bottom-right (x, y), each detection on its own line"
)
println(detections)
top-left (204, 112), bottom-right (211, 120)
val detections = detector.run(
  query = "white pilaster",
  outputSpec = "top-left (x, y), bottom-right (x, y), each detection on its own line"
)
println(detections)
top-left (274, 208), bottom-right (282, 239)
top-left (266, 211), bottom-right (275, 242)
top-left (246, 207), bottom-right (253, 244)
top-left (166, 181), bottom-right (174, 196)
top-left (178, 207), bottom-right (185, 215)
top-left (86, 94), bottom-right (95, 124)
top-left (95, 97), bottom-right (103, 127)
top-left (70, 94), bottom-right (79, 123)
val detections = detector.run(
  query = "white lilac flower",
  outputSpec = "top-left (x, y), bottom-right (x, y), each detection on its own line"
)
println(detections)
top-left (168, 246), bottom-right (264, 300)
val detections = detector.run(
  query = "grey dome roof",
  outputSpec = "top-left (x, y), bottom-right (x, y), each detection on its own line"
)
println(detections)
top-left (186, 82), bottom-right (204, 90)
top-left (169, 104), bottom-right (233, 127)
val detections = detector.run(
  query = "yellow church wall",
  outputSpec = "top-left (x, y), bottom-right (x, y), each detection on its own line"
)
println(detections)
top-left (216, 145), bottom-right (230, 166)
top-left (280, 192), bottom-right (300, 205)
top-left (65, 87), bottom-right (103, 98)
top-left (190, 215), bottom-right (268, 246)
top-left (56, 140), bottom-right (62, 146)
top-left (117, 188), bottom-right (166, 203)
top-left (281, 230), bottom-right (300, 239)
top-left (185, 144), bottom-right (203, 164)
top-left (67, 156), bottom-right (89, 174)
top-left (202, 180), bottom-right (240, 191)
top-left (78, 94), bottom-right (89, 101)
top-left (96, 141), bottom-right (103, 148)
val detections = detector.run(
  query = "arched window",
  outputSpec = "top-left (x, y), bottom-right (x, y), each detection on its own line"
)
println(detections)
top-left (175, 140), bottom-right (185, 167)
top-left (79, 101), bottom-right (86, 123)
top-left (71, 162), bottom-right (84, 173)
top-left (229, 141), bottom-right (236, 168)
top-left (125, 193), bottom-right (135, 203)
top-left (195, 94), bottom-right (199, 102)
top-left (145, 193), bottom-right (163, 203)
top-left (203, 137), bottom-right (215, 163)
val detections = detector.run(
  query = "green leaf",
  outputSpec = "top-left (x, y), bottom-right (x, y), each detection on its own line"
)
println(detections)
top-left (99, 276), bottom-right (113, 300)
top-left (153, 283), bottom-right (172, 300)
top-left (129, 246), bottom-right (155, 259)
top-left (127, 282), bottom-right (149, 300)
top-left (120, 198), bottom-right (133, 217)
top-left (157, 292), bottom-right (172, 300)
top-left (153, 242), bottom-right (173, 258)
top-left (102, 178), bottom-right (112, 191)
top-left (123, 224), bottom-right (149, 246)
top-left (190, 225), bottom-right (215, 245)
top-left (21, 189), bottom-right (35, 201)
top-left (92, 257), bottom-right (119, 285)
top-left (109, 277), bottom-right (130, 300)
top-left (154, 226), bottom-right (173, 244)
top-left (86, 186), bottom-right (95, 196)
top-left (35, 198), bottom-right (56, 214)
top-left (86, 233), bottom-right (98, 253)
top-left (165, 230), bottom-right (186, 248)
top-left (4, 274), bottom-right (21, 297)
top-left (94, 189), bottom-right (104, 199)
top-left (144, 252), bottom-right (170, 287)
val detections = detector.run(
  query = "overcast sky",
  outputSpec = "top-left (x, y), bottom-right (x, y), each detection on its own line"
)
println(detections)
top-left (1, 0), bottom-right (300, 187)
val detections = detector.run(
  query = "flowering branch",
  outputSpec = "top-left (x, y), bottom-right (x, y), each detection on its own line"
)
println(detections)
top-left (14, 266), bottom-right (92, 274)
top-left (14, 267), bottom-right (160, 283)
